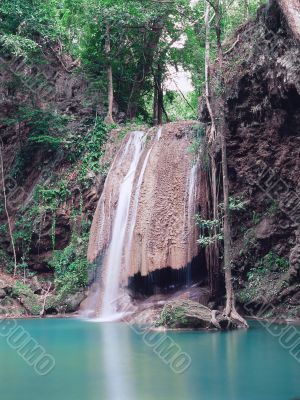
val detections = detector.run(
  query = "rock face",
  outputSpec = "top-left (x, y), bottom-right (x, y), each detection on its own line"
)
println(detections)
top-left (199, 0), bottom-right (300, 318)
top-left (0, 46), bottom-right (104, 273)
top-left (277, 0), bottom-right (300, 42)
top-left (289, 229), bottom-right (300, 282)
top-left (126, 123), bottom-right (200, 277)
top-left (86, 122), bottom-right (202, 316)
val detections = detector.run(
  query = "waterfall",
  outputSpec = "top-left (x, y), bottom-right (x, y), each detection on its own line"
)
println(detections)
top-left (100, 131), bottom-right (145, 319)
top-left (186, 163), bottom-right (198, 284)
top-left (125, 147), bottom-right (152, 268)
top-left (85, 122), bottom-right (200, 320)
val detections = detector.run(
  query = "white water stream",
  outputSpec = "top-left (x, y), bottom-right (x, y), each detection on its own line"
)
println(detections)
top-left (100, 131), bottom-right (146, 319)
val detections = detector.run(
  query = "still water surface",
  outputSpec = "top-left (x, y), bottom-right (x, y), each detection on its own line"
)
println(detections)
top-left (0, 319), bottom-right (299, 400)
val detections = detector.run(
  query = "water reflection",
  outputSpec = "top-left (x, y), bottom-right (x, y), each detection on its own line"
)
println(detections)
top-left (101, 323), bottom-right (136, 400)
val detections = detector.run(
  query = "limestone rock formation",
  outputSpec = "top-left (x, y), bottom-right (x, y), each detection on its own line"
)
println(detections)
top-left (86, 121), bottom-right (201, 317)
top-left (88, 121), bottom-right (200, 279)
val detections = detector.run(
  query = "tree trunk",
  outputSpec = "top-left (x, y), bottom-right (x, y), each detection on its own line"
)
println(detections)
top-left (104, 25), bottom-right (114, 125)
top-left (244, 0), bottom-right (250, 18)
top-left (211, 0), bottom-right (248, 327)
top-left (157, 63), bottom-right (164, 125)
top-left (0, 140), bottom-right (17, 277)
top-left (153, 69), bottom-right (164, 125)
top-left (204, 2), bottom-right (220, 296)
top-left (127, 19), bottom-right (163, 119)
top-left (204, 3), bottom-right (216, 142)
top-left (153, 78), bottom-right (159, 125)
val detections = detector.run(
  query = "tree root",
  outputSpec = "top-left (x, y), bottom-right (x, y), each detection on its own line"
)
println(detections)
top-left (211, 309), bottom-right (221, 329)
top-left (224, 305), bottom-right (249, 329)
top-left (156, 300), bottom-right (248, 330)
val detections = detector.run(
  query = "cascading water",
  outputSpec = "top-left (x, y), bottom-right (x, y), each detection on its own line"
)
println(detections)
top-left (125, 148), bottom-right (152, 267)
top-left (185, 163), bottom-right (199, 285)
top-left (85, 122), bottom-right (200, 320)
top-left (100, 131), bottom-right (145, 319)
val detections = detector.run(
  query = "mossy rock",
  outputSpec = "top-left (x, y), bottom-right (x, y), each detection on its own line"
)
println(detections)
top-left (11, 281), bottom-right (42, 316)
top-left (156, 300), bottom-right (213, 329)
top-left (0, 296), bottom-right (14, 307)
top-left (44, 295), bottom-right (60, 314)
top-left (155, 300), bottom-right (239, 330)
top-left (44, 290), bottom-right (86, 314)
top-left (22, 297), bottom-right (42, 316)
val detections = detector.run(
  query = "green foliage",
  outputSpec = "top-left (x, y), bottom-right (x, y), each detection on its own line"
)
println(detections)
top-left (76, 118), bottom-right (108, 184)
top-left (0, 34), bottom-right (39, 59)
top-left (251, 252), bottom-right (289, 277)
top-left (198, 233), bottom-right (224, 247)
top-left (13, 207), bottom-right (36, 262)
top-left (49, 231), bottom-right (90, 297)
top-left (195, 215), bottom-right (223, 248)
top-left (11, 281), bottom-right (32, 297)
top-left (219, 196), bottom-right (247, 212)
top-left (5, 107), bottom-right (70, 183)
top-left (18, 107), bottom-right (69, 147)
top-left (196, 196), bottom-right (245, 248)
top-left (237, 251), bottom-right (289, 304)
top-left (34, 180), bottom-right (71, 212)
top-left (266, 200), bottom-right (278, 216)
top-left (252, 211), bottom-right (261, 225)
top-left (0, 249), bottom-right (15, 272)
top-left (59, 0), bottom-right (195, 118)
top-left (0, 0), bottom-right (63, 60)
top-left (0, 223), bottom-right (8, 235)
top-left (0, 0), bottom-right (266, 121)
top-left (196, 216), bottom-right (220, 231)
top-left (188, 123), bottom-right (206, 156)
top-left (164, 91), bottom-right (198, 121)
top-left (182, 0), bottom-right (265, 95)
top-left (156, 303), bottom-right (189, 328)
top-left (8, 111), bottom-right (109, 267)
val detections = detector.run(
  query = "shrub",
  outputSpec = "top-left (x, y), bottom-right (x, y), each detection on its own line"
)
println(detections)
top-left (49, 233), bottom-right (90, 297)
top-left (237, 252), bottom-right (289, 305)
top-left (11, 281), bottom-right (42, 315)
